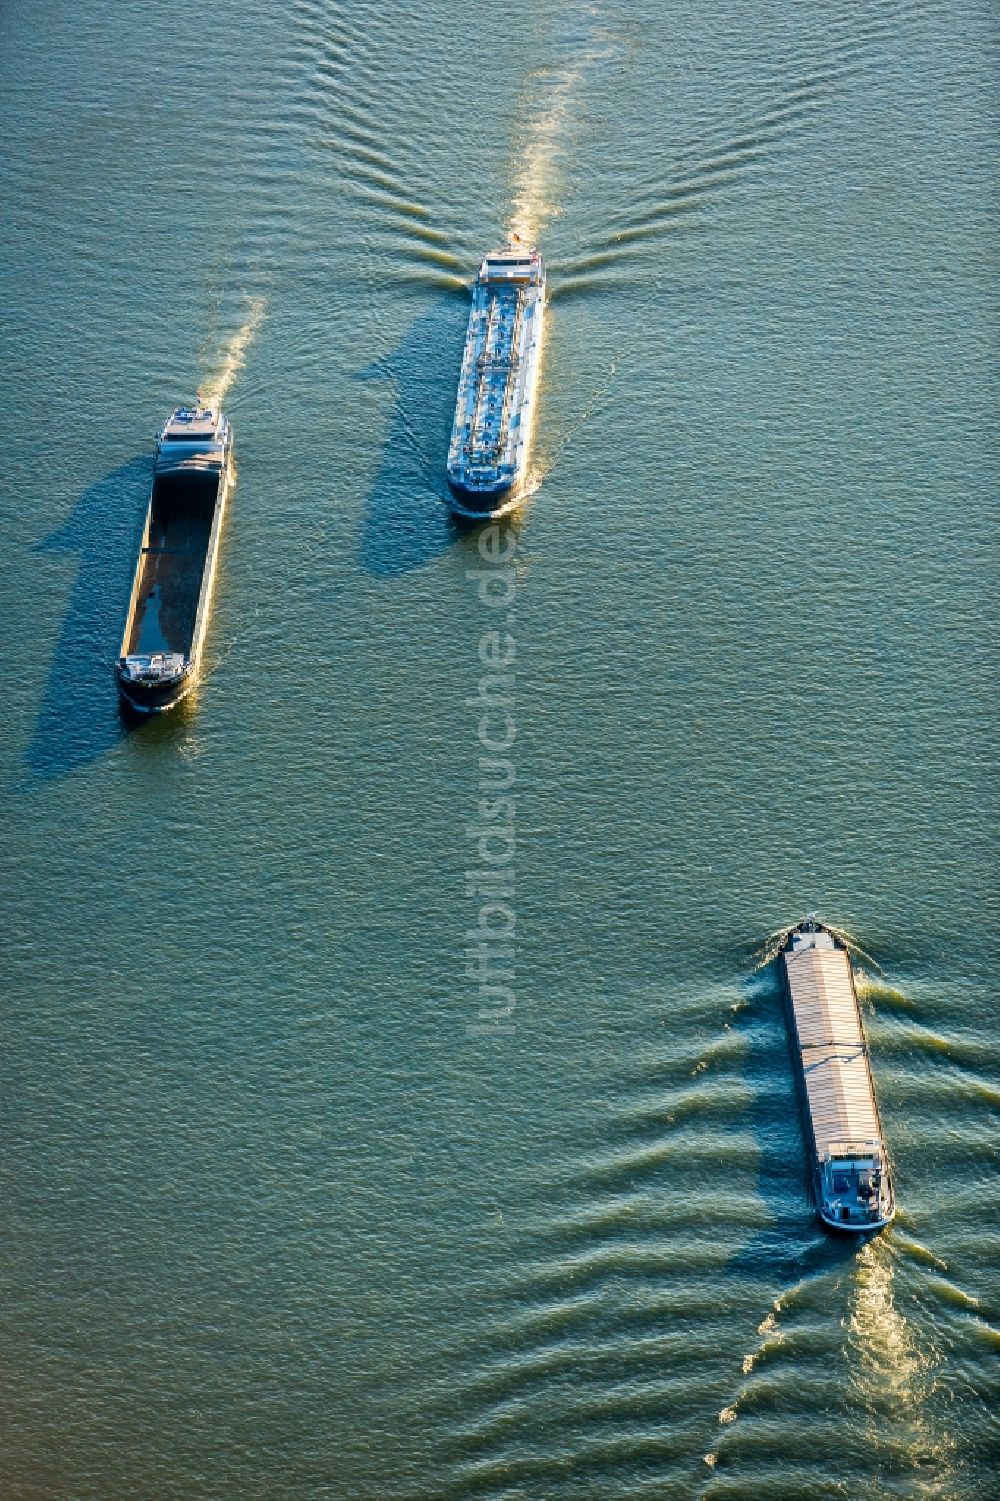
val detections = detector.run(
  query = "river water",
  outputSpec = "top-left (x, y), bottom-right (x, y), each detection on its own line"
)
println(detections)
top-left (1, 1), bottom-right (996, 1497)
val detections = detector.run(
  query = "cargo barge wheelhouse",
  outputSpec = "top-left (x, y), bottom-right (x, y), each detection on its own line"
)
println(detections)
top-left (446, 244), bottom-right (545, 519)
top-left (116, 403), bottom-right (233, 714)
top-left (781, 919), bottom-right (895, 1233)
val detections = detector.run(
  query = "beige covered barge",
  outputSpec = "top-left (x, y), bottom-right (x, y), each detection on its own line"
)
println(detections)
top-left (781, 920), bottom-right (894, 1232)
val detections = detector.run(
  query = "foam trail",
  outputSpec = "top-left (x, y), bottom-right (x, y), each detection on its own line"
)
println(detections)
top-left (200, 297), bottom-right (267, 405)
top-left (848, 1239), bottom-right (953, 1495)
top-left (507, 65), bottom-right (582, 246)
top-left (705, 1284), bottom-right (792, 1461)
top-left (507, 11), bottom-right (616, 246)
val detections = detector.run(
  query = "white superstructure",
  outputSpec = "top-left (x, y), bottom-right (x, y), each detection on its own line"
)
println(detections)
top-left (155, 403), bottom-right (231, 476)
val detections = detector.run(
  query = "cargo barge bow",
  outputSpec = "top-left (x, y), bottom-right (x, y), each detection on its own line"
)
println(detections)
top-left (116, 403), bottom-right (233, 714)
top-left (781, 919), bottom-right (895, 1233)
top-left (446, 245), bottom-right (544, 519)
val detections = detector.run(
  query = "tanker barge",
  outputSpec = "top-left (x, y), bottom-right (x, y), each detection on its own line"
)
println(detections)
top-left (446, 244), bottom-right (545, 519)
top-left (781, 919), bottom-right (895, 1233)
top-left (116, 403), bottom-right (233, 714)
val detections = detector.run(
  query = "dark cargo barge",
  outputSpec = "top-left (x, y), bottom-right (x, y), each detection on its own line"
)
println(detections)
top-left (116, 404), bottom-right (233, 714)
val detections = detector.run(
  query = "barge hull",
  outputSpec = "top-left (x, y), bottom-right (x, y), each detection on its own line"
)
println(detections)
top-left (446, 246), bottom-right (545, 519)
top-left (116, 404), bottom-right (232, 714)
top-left (781, 922), bottom-right (895, 1233)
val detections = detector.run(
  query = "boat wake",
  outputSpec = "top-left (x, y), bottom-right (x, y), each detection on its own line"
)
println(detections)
top-left (292, 0), bottom-right (464, 314)
top-left (506, 63), bottom-right (583, 248)
top-left (578, 0), bottom-right (904, 271)
top-left (199, 297), bottom-right (267, 407)
top-left (848, 1238), bottom-right (955, 1495)
top-left (545, 3), bottom-right (907, 494)
top-left (701, 1240), bottom-right (954, 1493)
top-left (507, 6), bottom-right (621, 246)
top-left (750, 915), bottom-right (883, 975)
top-left (703, 1283), bottom-right (799, 1469)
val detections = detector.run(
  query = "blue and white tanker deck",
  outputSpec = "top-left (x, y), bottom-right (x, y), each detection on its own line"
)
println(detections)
top-left (446, 245), bottom-right (545, 519)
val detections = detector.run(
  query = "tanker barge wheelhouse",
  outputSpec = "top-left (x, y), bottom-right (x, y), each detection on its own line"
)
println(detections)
top-left (446, 244), bottom-right (545, 519)
top-left (781, 919), bottom-right (895, 1233)
top-left (116, 403), bottom-right (233, 714)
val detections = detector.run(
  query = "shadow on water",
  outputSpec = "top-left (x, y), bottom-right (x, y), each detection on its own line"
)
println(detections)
top-left (25, 456), bottom-right (149, 782)
top-left (357, 289), bottom-right (470, 578)
top-left (727, 960), bottom-right (861, 1283)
